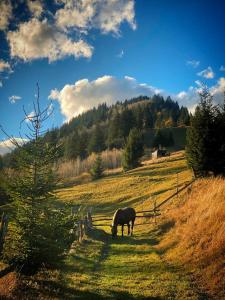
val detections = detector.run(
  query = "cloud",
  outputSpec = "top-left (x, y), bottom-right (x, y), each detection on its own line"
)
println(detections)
top-left (7, 18), bottom-right (93, 62)
top-left (173, 77), bottom-right (225, 112)
top-left (117, 49), bottom-right (124, 58)
top-left (0, 0), bottom-right (12, 31)
top-left (9, 95), bottom-right (22, 103)
top-left (0, 59), bottom-right (12, 73)
top-left (4, 0), bottom-right (135, 63)
top-left (49, 75), bottom-right (225, 120)
top-left (186, 60), bottom-right (200, 68)
top-left (27, 0), bottom-right (44, 18)
top-left (197, 66), bottom-right (215, 79)
top-left (210, 77), bottom-right (225, 104)
top-left (55, 0), bottom-right (136, 35)
top-left (48, 75), bottom-right (160, 120)
top-left (220, 65), bottom-right (225, 72)
top-left (0, 81), bottom-right (3, 87)
top-left (0, 138), bottom-right (27, 155)
top-left (25, 111), bottom-right (35, 122)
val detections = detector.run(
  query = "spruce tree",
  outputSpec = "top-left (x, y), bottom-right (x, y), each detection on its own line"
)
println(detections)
top-left (122, 128), bottom-right (144, 171)
top-left (90, 154), bottom-right (104, 180)
top-left (3, 85), bottom-right (69, 273)
top-left (88, 124), bottom-right (105, 154)
top-left (186, 86), bottom-right (217, 177)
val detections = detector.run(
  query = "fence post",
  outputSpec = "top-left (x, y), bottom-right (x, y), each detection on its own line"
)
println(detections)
top-left (78, 220), bottom-right (83, 243)
top-left (0, 213), bottom-right (9, 254)
top-left (153, 196), bottom-right (157, 224)
top-left (87, 211), bottom-right (92, 229)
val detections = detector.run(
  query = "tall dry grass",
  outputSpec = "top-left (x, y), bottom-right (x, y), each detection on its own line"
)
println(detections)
top-left (57, 148), bottom-right (122, 179)
top-left (159, 178), bottom-right (225, 298)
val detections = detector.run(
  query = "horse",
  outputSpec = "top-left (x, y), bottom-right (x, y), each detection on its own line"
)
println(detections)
top-left (111, 207), bottom-right (136, 238)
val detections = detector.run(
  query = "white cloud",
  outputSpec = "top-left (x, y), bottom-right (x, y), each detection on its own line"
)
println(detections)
top-left (117, 49), bottom-right (124, 58)
top-left (220, 65), bottom-right (225, 72)
top-left (210, 77), bottom-right (225, 104)
top-left (0, 60), bottom-right (11, 73)
top-left (9, 95), bottom-right (22, 103)
top-left (7, 18), bottom-right (93, 62)
top-left (27, 0), bottom-right (44, 18)
top-left (25, 111), bottom-right (35, 122)
top-left (0, 138), bottom-right (27, 155)
top-left (186, 60), bottom-right (200, 68)
top-left (173, 77), bottom-right (225, 112)
top-left (48, 75), bottom-right (160, 120)
top-left (55, 0), bottom-right (136, 35)
top-left (0, 0), bottom-right (12, 31)
top-left (197, 66), bottom-right (215, 79)
top-left (0, 81), bottom-right (3, 87)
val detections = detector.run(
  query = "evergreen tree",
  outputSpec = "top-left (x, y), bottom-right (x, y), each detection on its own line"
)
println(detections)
top-left (107, 110), bottom-right (124, 148)
top-left (186, 87), bottom-right (218, 177)
top-left (120, 108), bottom-right (136, 137)
top-left (0, 155), bottom-right (3, 170)
top-left (122, 128), bottom-right (144, 171)
top-left (90, 155), bottom-right (104, 180)
top-left (3, 85), bottom-right (70, 273)
top-left (64, 131), bottom-right (80, 160)
top-left (88, 124), bottom-right (105, 154)
top-left (78, 130), bottom-right (88, 159)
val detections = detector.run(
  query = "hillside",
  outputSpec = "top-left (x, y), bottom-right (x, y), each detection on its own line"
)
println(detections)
top-left (1, 95), bottom-right (190, 168)
top-left (159, 178), bottom-right (225, 299)
top-left (2, 152), bottom-right (223, 299)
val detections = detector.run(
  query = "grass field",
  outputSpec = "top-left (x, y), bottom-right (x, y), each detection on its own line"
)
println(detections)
top-left (0, 152), bottom-right (209, 299)
top-left (37, 151), bottom-right (204, 299)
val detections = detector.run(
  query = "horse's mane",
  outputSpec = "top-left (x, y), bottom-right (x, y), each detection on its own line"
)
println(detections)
top-left (112, 209), bottom-right (121, 226)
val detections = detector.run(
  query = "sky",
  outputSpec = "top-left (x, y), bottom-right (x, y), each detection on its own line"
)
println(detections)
top-left (0, 0), bottom-right (225, 154)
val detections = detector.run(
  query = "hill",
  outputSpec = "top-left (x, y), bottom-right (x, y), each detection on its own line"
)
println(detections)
top-left (1, 95), bottom-right (190, 168)
top-left (159, 177), bottom-right (225, 299)
top-left (2, 152), bottom-right (223, 299)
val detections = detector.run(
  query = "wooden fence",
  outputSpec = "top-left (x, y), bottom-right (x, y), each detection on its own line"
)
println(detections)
top-left (89, 179), bottom-right (194, 229)
top-left (70, 208), bottom-right (93, 243)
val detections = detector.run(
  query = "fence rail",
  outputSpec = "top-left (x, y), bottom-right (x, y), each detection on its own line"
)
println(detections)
top-left (69, 178), bottom-right (194, 242)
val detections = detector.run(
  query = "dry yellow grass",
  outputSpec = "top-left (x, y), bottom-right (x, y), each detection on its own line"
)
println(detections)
top-left (159, 177), bottom-right (225, 298)
top-left (57, 148), bottom-right (122, 179)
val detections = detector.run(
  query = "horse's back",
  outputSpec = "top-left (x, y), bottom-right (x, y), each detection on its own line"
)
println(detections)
top-left (113, 207), bottom-right (136, 225)
top-left (123, 207), bottom-right (136, 220)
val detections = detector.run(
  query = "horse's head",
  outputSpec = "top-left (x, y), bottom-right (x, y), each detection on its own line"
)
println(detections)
top-left (111, 225), bottom-right (117, 238)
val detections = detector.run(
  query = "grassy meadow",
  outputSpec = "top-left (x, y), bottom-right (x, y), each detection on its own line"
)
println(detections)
top-left (1, 151), bottom-right (223, 299)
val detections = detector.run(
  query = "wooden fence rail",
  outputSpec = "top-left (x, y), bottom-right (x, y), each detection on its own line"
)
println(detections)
top-left (155, 179), bottom-right (194, 210)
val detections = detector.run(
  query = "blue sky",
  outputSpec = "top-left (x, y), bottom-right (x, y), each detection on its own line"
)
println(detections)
top-left (0, 0), bottom-right (225, 152)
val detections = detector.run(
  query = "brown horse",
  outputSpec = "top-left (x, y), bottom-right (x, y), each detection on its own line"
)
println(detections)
top-left (111, 207), bottom-right (136, 238)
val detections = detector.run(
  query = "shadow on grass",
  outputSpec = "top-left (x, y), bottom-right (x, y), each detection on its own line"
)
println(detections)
top-left (22, 278), bottom-right (163, 300)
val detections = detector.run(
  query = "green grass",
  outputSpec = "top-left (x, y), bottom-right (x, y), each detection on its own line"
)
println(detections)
top-left (1, 152), bottom-right (205, 299)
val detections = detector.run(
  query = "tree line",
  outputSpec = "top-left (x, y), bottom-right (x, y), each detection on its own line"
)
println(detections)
top-left (1, 94), bottom-right (189, 168)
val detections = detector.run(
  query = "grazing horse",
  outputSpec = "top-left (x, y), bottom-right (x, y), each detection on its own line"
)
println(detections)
top-left (111, 207), bottom-right (136, 238)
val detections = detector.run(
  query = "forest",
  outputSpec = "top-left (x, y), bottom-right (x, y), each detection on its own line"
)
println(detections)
top-left (1, 94), bottom-right (190, 168)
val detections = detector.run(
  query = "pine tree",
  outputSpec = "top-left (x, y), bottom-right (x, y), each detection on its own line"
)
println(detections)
top-left (90, 154), bottom-right (104, 180)
top-left (186, 86), bottom-right (217, 177)
top-left (3, 85), bottom-right (70, 273)
top-left (88, 124), bottom-right (105, 154)
top-left (122, 128), bottom-right (144, 171)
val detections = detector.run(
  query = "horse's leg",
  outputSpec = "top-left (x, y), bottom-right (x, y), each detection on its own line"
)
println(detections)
top-left (131, 220), bottom-right (134, 235)
top-left (127, 223), bottom-right (130, 235)
top-left (121, 224), bottom-right (124, 237)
